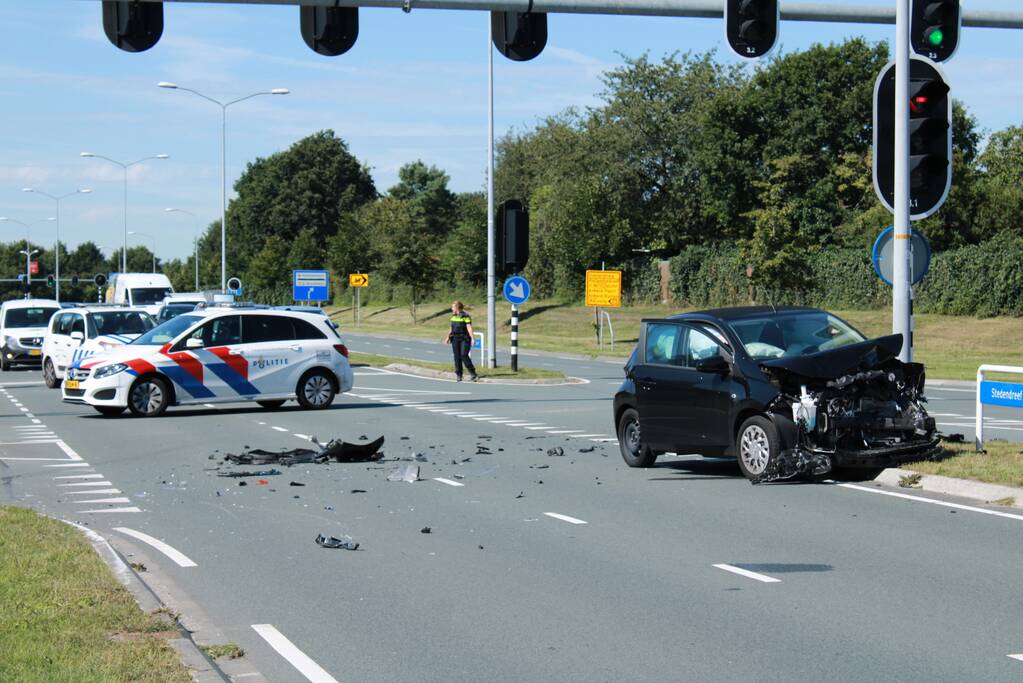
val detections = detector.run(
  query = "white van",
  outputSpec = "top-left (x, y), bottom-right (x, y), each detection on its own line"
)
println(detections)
top-left (104, 273), bottom-right (175, 316)
top-left (0, 299), bottom-right (61, 371)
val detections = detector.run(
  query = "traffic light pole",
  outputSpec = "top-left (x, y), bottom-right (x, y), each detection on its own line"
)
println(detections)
top-left (893, 0), bottom-right (912, 363)
top-left (486, 16), bottom-right (497, 369)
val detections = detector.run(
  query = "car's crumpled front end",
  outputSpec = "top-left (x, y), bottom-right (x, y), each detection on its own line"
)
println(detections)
top-left (755, 334), bottom-right (940, 483)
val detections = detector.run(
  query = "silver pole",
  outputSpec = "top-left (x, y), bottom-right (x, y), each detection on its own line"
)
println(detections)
top-left (486, 15), bottom-right (496, 369)
top-left (122, 166), bottom-right (128, 273)
top-left (194, 216), bottom-right (200, 290)
top-left (892, 0), bottom-right (911, 362)
top-left (55, 198), bottom-right (61, 303)
top-left (221, 105), bottom-right (228, 293)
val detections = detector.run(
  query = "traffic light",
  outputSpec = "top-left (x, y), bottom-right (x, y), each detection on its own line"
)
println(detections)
top-left (491, 11), bottom-right (547, 62)
top-left (300, 6), bottom-right (358, 56)
top-left (497, 200), bottom-right (529, 275)
top-left (911, 1), bottom-right (961, 63)
top-left (46, 274), bottom-right (55, 289)
top-left (102, 1), bottom-right (163, 53)
top-left (94, 273), bottom-right (108, 288)
top-left (725, 0), bottom-right (779, 59)
top-left (873, 57), bottom-right (952, 220)
top-left (71, 275), bottom-right (80, 287)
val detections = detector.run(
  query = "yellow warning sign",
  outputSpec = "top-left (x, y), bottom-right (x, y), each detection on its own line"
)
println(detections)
top-left (585, 270), bottom-right (622, 308)
top-left (349, 273), bottom-right (369, 288)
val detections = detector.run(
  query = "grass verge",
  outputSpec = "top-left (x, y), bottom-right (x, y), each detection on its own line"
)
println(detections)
top-left (200, 643), bottom-right (245, 660)
top-left (0, 506), bottom-right (192, 683)
top-left (904, 440), bottom-right (1023, 489)
top-left (349, 351), bottom-right (565, 380)
top-left (330, 300), bottom-right (1023, 381)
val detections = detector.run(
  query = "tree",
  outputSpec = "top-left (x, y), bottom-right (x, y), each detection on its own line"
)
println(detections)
top-left (368, 198), bottom-right (440, 323)
top-left (389, 161), bottom-right (458, 239)
top-left (244, 236), bottom-right (291, 304)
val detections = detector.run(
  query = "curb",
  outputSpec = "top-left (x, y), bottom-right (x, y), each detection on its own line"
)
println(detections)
top-left (875, 468), bottom-right (1022, 508)
top-left (383, 363), bottom-right (586, 385)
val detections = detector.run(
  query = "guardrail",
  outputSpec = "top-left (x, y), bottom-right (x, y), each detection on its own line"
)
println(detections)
top-left (975, 364), bottom-right (1023, 452)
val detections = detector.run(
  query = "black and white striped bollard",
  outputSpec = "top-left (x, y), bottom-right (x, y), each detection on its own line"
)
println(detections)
top-left (511, 304), bottom-right (519, 372)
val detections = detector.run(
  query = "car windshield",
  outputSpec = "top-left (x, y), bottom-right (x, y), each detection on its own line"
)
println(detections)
top-left (3, 307), bottom-right (59, 328)
top-left (131, 287), bottom-right (173, 305)
top-left (729, 312), bottom-right (866, 361)
top-left (158, 304), bottom-right (197, 323)
top-left (132, 314), bottom-right (203, 346)
top-left (87, 311), bottom-right (156, 337)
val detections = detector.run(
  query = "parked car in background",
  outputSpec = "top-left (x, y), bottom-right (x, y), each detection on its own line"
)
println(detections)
top-left (41, 306), bottom-right (156, 388)
top-left (0, 299), bottom-right (61, 370)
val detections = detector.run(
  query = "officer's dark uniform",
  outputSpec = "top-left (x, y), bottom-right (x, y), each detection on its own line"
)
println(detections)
top-left (449, 312), bottom-right (477, 380)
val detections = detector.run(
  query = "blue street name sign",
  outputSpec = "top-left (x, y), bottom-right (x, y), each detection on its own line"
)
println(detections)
top-left (503, 275), bottom-right (531, 305)
top-left (293, 270), bottom-right (329, 301)
top-left (979, 380), bottom-right (1023, 408)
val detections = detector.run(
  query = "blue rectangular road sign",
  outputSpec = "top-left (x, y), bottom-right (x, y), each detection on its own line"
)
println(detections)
top-left (979, 380), bottom-right (1023, 408)
top-left (293, 270), bottom-right (330, 301)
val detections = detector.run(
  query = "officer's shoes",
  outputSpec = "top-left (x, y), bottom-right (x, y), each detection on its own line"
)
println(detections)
top-left (469, 374), bottom-right (479, 382)
top-left (455, 376), bottom-right (463, 382)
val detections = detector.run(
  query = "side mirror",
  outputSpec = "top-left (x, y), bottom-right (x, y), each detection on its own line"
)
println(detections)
top-left (695, 355), bottom-right (730, 373)
top-left (70, 331), bottom-right (84, 344)
top-left (186, 338), bottom-right (204, 349)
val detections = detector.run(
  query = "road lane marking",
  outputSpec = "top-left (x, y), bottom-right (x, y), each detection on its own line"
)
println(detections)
top-left (352, 387), bottom-right (470, 394)
top-left (252, 624), bottom-right (340, 683)
top-left (1009, 654), bottom-right (1023, 662)
top-left (457, 414), bottom-right (492, 418)
top-left (837, 483), bottom-right (1023, 521)
top-left (525, 426), bottom-right (552, 430)
top-left (65, 488), bottom-right (121, 495)
top-left (294, 433), bottom-right (311, 440)
top-left (591, 438), bottom-right (619, 443)
top-left (272, 426), bottom-right (288, 432)
top-left (114, 527), bottom-right (198, 568)
top-left (203, 403), bottom-right (216, 408)
top-left (433, 477), bottom-right (465, 487)
top-left (78, 507), bottom-right (142, 514)
top-left (56, 440), bottom-right (84, 461)
top-left (504, 422), bottom-right (543, 427)
top-left (569, 433), bottom-right (608, 438)
top-left (546, 430), bottom-right (585, 434)
top-left (58, 481), bottom-right (113, 487)
top-left (30, 418), bottom-right (41, 424)
top-left (543, 512), bottom-right (588, 525)
top-left (54, 473), bottom-right (104, 479)
top-left (76, 497), bottom-right (132, 504)
top-left (44, 463), bottom-right (92, 468)
top-left (713, 564), bottom-right (782, 583)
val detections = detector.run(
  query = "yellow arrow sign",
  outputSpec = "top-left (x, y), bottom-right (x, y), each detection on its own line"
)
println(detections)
top-left (349, 273), bottom-right (369, 288)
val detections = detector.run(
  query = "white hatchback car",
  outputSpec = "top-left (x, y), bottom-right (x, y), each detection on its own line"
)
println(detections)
top-left (61, 309), bottom-right (354, 417)
top-left (0, 298), bottom-right (61, 371)
top-left (42, 307), bottom-right (156, 388)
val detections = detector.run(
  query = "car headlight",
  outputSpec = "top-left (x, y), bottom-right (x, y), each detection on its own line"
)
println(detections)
top-left (93, 363), bottom-right (129, 379)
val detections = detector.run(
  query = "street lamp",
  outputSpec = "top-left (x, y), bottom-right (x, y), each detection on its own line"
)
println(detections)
top-left (0, 217), bottom-right (55, 294)
top-left (23, 188), bottom-right (91, 303)
top-left (80, 151), bottom-right (169, 274)
top-left (127, 231), bottom-right (157, 273)
top-left (165, 208), bottom-right (200, 290)
top-left (158, 81), bottom-right (289, 292)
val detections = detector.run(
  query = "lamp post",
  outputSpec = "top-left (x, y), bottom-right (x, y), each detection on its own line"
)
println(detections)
top-left (158, 82), bottom-right (289, 292)
top-left (0, 217), bottom-right (55, 295)
top-left (165, 208), bottom-right (200, 290)
top-left (128, 231), bottom-right (157, 273)
top-left (22, 188), bottom-right (91, 303)
top-left (79, 152), bottom-right (169, 274)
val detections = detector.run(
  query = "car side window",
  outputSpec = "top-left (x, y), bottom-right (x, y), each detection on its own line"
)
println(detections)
top-left (644, 324), bottom-right (684, 366)
top-left (683, 327), bottom-right (723, 368)
top-left (192, 316), bottom-right (242, 348)
top-left (70, 315), bottom-right (85, 336)
top-left (242, 315), bottom-right (295, 344)
top-left (54, 313), bottom-right (70, 335)
top-left (293, 319), bottom-right (327, 340)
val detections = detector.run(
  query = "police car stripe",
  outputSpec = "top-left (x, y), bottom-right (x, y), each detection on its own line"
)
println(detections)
top-left (204, 361), bottom-right (260, 395)
top-left (161, 364), bottom-right (216, 399)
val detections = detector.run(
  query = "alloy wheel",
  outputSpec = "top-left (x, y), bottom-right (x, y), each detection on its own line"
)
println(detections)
top-left (131, 381), bottom-right (164, 415)
top-left (740, 425), bottom-right (770, 475)
top-left (303, 375), bottom-right (333, 406)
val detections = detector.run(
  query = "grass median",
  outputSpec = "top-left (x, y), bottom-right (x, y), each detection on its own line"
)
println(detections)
top-left (904, 440), bottom-right (1023, 491)
top-left (0, 506), bottom-right (191, 683)
top-left (348, 351), bottom-right (565, 380)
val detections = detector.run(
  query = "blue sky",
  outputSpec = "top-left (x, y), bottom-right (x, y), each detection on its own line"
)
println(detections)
top-left (0, 1), bottom-right (1021, 262)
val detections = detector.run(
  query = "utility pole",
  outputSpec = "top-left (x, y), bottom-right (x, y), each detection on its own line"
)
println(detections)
top-left (486, 16), bottom-right (497, 369)
top-left (892, 0), bottom-right (912, 362)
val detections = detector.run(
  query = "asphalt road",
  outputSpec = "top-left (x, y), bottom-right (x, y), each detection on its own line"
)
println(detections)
top-left (2, 359), bottom-right (1023, 682)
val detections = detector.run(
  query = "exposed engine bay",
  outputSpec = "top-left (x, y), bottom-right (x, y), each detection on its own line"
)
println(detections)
top-left (754, 334), bottom-right (940, 483)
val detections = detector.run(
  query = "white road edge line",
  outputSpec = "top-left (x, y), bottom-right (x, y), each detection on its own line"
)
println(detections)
top-left (252, 624), bottom-right (340, 683)
top-left (543, 512), bottom-right (588, 525)
top-left (1008, 654), bottom-right (1023, 662)
top-left (78, 507), bottom-right (142, 514)
top-left (76, 497), bottom-right (132, 504)
top-left (294, 433), bottom-right (311, 440)
top-left (272, 426), bottom-right (289, 432)
top-left (713, 564), bottom-right (782, 583)
top-left (433, 477), bottom-right (465, 487)
top-left (54, 473), bottom-right (104, 479)
top-left (58, 481), bottom-right (113, 487)
top-left (113, 527), bottom-right (198, 568)
top-left (66, 489), bottom-right (121, 495)
top-left (837, 483), bottom-right (1023, 521)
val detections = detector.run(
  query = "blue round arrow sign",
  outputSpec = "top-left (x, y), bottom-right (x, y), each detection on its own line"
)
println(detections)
top-left (503, 276), bottom-right (531, 305)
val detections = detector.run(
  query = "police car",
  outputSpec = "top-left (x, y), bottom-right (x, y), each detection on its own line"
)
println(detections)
top-left (42, 306), bottom-right (156, 388)
top-left (61, 308), bottom-right (354, 417)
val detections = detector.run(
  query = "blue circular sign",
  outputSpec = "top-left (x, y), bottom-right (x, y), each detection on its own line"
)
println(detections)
top-left (872, 226), bottom-right (931, 287)
top-left (503, 276), bottom-right (531, 305)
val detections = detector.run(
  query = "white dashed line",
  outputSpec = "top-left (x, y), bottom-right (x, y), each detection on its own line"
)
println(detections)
top-left (433, 477), bottom-right (465, 487)
top-left (546, 430), bottom-right (584, 434)
top-left (569, 434), bottom-right (608, 438)
top-left (76, 497), bottom-right (132, 505)
top-left (713, 564), bottom-right (782, 583)
top-left (524, 426), bottom-right (552, 431)
top-left (591, 438), bottom-right (619, 443)
top-left (272, 426), bottom-right (288, 432)
top-left (837, 483), bottom-right (1023, 521)
top-left (294, 433), bottom-right (311, 440)
top-left (543, 512), bottom-right (588, 525)
top-left (252, 624), bottom-right (340, 683)
top-left (65, 489), bottom-right (121, 495)
top-left (78, 507), bottom-right (142, 514)
top-left (53, 474), bottom-right (105, 480)
top-left (1009, 654), bottom-right (1023, 663)
top-left (503, 422), bottom-right (543, 427)
top-left (58, 481), bottom-right (113, 487)
top-left (114, 527), bottom-right (198, 568)
top-left (44, 463), bottom-right (92, 468)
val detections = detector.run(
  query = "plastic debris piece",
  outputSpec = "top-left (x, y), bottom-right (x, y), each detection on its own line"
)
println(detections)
top-left (421, 526), bottom-right (431, 534)
top-left (515, 492), bottom-right (524, 499)
top-left (531, 465), bottom-right (549, 470)
top-left (223, 436), bottom-right (385, 466)
top-left (290, 481), bottom-right (306, 487)
top-left (942, 433), bottom-right (965, 443)
top-left (217, 469), bottom-right (282, 478)
top-left (476, 446), bottom-right (492, 455)
top-left (547, 447), bottom-right (565, 457)
top-left (351, 489), bottom-right (367, 494)
top-left (325, 505), bottom-right (334, 511)
top-left (238, 481), bottom-right (248, 487)
top-left (400, 436), bottom-right (410, 440)
top-left (315, 533), bottom-right (359, 550)
top-left (387, 463), bottom-right (420, 483)
top-left (414, 452), bottom-right (428, 462)
top-left (257, 479), bottom-right (269, 485)
top-left (359, 435), bottom-right (368, 440)
top-left (579, 446), bottom-right (596, 453)
top-left (478, 545), bottom-right (484, 550)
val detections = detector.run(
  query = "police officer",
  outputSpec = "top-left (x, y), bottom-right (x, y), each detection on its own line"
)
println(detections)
top-left (444, 301), bottom-right (478, 382)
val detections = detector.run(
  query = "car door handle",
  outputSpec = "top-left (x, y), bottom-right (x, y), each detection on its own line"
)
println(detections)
top-left (228, 349), bottom-right (244, 356)
top-left (289, 345), bottom-right (303, 352)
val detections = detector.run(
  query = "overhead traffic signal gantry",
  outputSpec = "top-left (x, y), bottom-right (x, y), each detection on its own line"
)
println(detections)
top-left (911, 0), bottom-right (961, 63)
top-left (102, 0), bottom-right (163, 52)
top-left (491, 11), bottom-right (547, 61)
top-left (873, 57), bottom-right (953, 220)
top-left (300, 5), bottom-right (359, 56)
top-left (724, 0), bottom-right (779, 59)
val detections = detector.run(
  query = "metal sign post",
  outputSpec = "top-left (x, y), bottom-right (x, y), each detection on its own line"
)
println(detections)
top-left (503, 275), bottom-right (530, 373)
top-left (486, 16), bottom-right (497, 370)
top-left (893, 0), bottom-right (912, 362)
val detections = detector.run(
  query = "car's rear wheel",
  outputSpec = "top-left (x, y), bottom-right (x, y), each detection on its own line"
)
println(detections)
top-left (43, 358), bottom-right (59, 388)
top-left (94, 406), bottom-right (125, 417)
top-left (127, 376), bottom-right (170, 417)
top-left (617, 408), bottom-right (657, 467)
top-left (0, 351), bottom-right (9, 372)
top-left (296, 370), bottom-right (335, 410)
top-left (258, 400), bottom-right (286, 410)
top-left (736, 416), bottom-right (779, 481)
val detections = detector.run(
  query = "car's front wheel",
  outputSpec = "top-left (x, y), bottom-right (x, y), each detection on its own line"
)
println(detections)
top-left (296, 370), bottom-right (336, 410)
top-left (0, 350), bottom-right (9, 372)
top-left (617, 408), bottom-right (657, 467)
top-left (736, 415), bottom-right (779, 481)
top-left (43, 358), bottom-right (59, 388)
top-left (127, 376), bottom-right (170, 417)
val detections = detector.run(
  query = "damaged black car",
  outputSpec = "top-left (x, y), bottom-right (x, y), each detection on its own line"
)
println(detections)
top-left (613, 306), bottom-right (940, 482)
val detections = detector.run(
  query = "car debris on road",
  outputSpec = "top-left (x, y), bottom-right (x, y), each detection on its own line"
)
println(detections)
top-left (223, 436), bottom-right (385, 466)
top-left (315, 534), bottom-right (359, 550)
